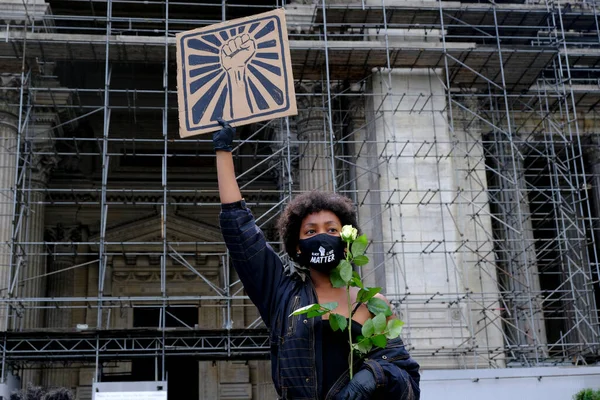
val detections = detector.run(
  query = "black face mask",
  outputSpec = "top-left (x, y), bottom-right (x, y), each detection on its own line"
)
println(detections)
top-left (296, 234), bottom-right (346, 273)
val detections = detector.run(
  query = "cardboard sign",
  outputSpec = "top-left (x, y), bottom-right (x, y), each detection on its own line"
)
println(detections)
top-left (176, 9), bottom-right (297, 137)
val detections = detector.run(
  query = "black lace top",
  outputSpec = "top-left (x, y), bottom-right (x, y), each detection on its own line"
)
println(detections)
top-left (319, 318), bottom-right (363, 399)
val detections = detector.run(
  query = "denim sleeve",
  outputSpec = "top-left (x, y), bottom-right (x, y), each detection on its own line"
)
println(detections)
top-left (361, 338), bottom-right (420, 400)
top-left (219, 200), bottom-right (287, 326)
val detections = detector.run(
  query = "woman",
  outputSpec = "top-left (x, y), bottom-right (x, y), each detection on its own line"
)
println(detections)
top-left (215, 119), bottom-right (420, 399)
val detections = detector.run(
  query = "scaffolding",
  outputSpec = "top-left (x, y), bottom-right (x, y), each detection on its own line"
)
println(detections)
top-left (0, 0), bottom-right (599, 392)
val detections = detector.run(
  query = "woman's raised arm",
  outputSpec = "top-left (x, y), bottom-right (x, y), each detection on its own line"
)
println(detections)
top-left (214, 119), bottom-right (242, 204)
top-left (213, 119), bottom-right (290, 326)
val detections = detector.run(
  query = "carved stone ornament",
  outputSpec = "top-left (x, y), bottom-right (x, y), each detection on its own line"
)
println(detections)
top-left (45, 224), bottom-right (83, 243)
top-left (31, 153), bottom-right (60, 186)
top-left (295, 83), bottom-right (327, 141)
top-left (268, 122), bottom-right (299, 189)
top-left (112, 271), bottom-right (203, 283)
top-left (0, 74), bottom-right (21, 104)
top-left (0, 74), bottom-right (22, 131)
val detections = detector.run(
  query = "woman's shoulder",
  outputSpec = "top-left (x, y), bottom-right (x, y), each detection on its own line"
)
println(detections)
top-left (374, 293), bottom-right (392, 306)
top-left (351, 290), bottom-right (395, 324)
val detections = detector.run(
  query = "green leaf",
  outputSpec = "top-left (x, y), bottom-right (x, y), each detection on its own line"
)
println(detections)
top-left (385, 319), bottom-right (405, 339)
top-left (308, 304), bottom-right (334, 318)
top-left (339, 260), bottom-right (353, 283)
top-left (329, 314), bottom-right (339, 331)
top-left (367, 297), bottom-right (392, 317)
top-left (353, 255), bottom-right (369, 266)
top-left (329, 313), bottom-right (348, 332)
top-left (373, 313), bottom-right (387, 334)
top-left (290, 304), bottom-right (320, 317)
top-left (361, 318), bottom-right (374, 337)
top-left (350, 272), bottom-right (364, 289)
top-left (298, 302), bottom-right (338, 318)
top-left (357, 287), bottom-right (381, 303)
top-left (307, 309), bottom-right (327, 318)
top-left (321, 302), bottom-right (338, 312)
top-left (329, 267), bottom-right (346, 288)
top-left (371, 334), bottom-right (387, 349)
top-left (351, 234), bottom-right (368, 257)
top-left (353, 337), bottom-right (373, 354)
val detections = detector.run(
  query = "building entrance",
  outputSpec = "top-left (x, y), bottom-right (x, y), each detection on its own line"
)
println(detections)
top-left (102, 306), bottom-right (199, 400)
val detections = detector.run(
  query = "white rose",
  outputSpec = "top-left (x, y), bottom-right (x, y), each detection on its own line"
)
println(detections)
top-left (341, 225), bottom-right (358, 241)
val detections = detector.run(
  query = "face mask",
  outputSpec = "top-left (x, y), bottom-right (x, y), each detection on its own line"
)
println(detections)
top-left (296, 234), bottom-right (346, 273)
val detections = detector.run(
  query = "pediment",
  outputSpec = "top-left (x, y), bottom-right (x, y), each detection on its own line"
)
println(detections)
top-left (90, 214), bottom-right (223, 251)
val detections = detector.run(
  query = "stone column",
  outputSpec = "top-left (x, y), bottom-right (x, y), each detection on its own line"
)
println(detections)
top-left (297, 84), bottom-right (334, 192)
top-left (368, 69), bottom-right (505, 368)
top-left (588, 148), bottom-right (600, 347)
top-left (42, 225), bottom-right (80, 389)
top-left (21, 154), bottom-right (57, 330)
top-left (268, 120), bottom-right (299, 193)
top-left (589, 146), bottom-right (600, 241)
top-left (558, 146), bottom-right (600, 357)
top-left (488, 140), bottom-right (548, 359)
top-left (44, 226), bottom-right (80, 329)
top-left (0, 74), bottom-right (20, 332)
top-left (18, 160), bottom-right (53, 388)
top-left (19, 69), bottom-right (69, 334)
top-left (561, 210), bottom-right (599, 358)
top-left (20, 178), bottom-right (46, 330)
top-left (348, 95), bottom-right (386, 289)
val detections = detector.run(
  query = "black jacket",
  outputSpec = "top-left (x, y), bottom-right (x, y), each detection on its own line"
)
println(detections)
top-left (220, 200), bottom-right (420, 399)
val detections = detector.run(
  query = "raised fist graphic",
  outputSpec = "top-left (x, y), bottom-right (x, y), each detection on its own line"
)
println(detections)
top-left (221, 34), bottom-right (256, 71)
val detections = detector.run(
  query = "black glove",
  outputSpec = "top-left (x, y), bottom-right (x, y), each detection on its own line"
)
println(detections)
top-left (333, 369), bottom-right (377, 400)
top-left (213, 118), bottom-right (235, 152)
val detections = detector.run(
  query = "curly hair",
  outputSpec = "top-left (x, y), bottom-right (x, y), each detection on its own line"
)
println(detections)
top-left (277, 191), bottom-right (358, 259)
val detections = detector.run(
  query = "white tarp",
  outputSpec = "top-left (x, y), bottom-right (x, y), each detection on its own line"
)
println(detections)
top-left (92, 382), bottom-right (167, 400)
top-left (421, 366), bottom-right (600, 400)
top-left (95, 392), bottom-right (167, 400)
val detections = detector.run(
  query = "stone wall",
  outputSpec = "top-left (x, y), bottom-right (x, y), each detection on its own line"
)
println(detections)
top-left (363, 69), bottom-right (505, 368)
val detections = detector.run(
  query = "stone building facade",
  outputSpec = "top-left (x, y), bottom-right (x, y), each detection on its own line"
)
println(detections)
top-left (0, 0), bottom-right (599, 399)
